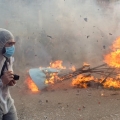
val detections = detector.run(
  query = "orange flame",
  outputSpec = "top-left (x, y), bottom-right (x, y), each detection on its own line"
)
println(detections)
top-left (71, 74), bottom-right (120, 89)
top-left (112, 37), bottom-right (120, 50)
top-left (50, 60), bottom-right (66, 69)
top-left (83, 62), bottom-right (90, 67)
top-left (103, 78), bottom-right (120, 88)
top-left (72, 74), bottom-right (95, 88)
top-left (70, 66), bottom-right (76, 71)
top-left (45, 73), bottom-right (59, 84)
top-left (26, 60), bottom-right (65, 92)
top-left (26, 50), bottom-right (120, 91)
top-left (104, 37), bottom-right (120, 68)
top-left (103, 37), bottom-right (120, 88)
top-left (26, 76), bottom-right (39, 92)
top-left (45, 60), bottom-right (66, 84)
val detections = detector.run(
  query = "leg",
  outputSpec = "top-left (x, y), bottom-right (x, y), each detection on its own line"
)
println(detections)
top-left (3, 105), bottom-right (18, 120)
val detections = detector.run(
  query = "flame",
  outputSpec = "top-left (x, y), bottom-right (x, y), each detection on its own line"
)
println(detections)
top-left (102, 74), bottom-right (120, 88)
top-left (70, 66), bottom-right (76, 71)
top-left (71, 74), bottom-right (120, 89)
top-left (26, 60), bottom-right (65, 92)
top-left (72, 74), bottom-right (95, 88)
top-left (50, 60), bottom-right (66, 69)
top-left (104, 37), bottom-right (120, 68)
top-left (103, 78), bottom-right (120, 88)
top-left (83, 62), bottom-right (90, 67)
top-left (103, 37), bottom-right (120, 88)
top-left (71, 63), bottom-right (92, 88)
top-left (26, 50), bottom-right (120, 92)
top-left (112, 37), bottom-right (120, 50)
top-left (45, 73), bottom-right (59, 84)
top-left (26, 76), bottom-right (39, 92)
top-left (45, 60), bottom-right (66, 84)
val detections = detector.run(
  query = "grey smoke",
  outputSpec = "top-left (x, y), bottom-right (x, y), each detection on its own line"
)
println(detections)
top-left (0, 0), bottom-right (120, 72)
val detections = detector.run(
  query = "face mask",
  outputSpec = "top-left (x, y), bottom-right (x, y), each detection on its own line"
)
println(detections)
top-left (3, 45), bottom-right (15, 58)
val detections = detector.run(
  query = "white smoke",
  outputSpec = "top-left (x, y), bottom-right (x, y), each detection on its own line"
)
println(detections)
top-left (0, 0), bottom-right (120, 71)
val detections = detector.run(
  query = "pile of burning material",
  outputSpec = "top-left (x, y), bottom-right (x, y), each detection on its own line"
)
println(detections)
top-left (69, 37), bottom-right (120, 89)
top-left (26, 37), bottom-right (120, 92)
top-left (68, 65), bottom-right (119, 89)
top-left (55, 63), bottom-right (120, 89)
top-left (26, 60), bottom-right (75, 92)
top-left (26, 62), bottom-right (120, 92)
top-left (26, 67), bottom-right (60, 92)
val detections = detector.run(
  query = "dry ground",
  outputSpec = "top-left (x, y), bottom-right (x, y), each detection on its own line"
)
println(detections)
top-left (10, 75), bottom-right (120, 120)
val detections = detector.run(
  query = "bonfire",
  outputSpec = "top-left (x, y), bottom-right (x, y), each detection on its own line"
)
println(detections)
top-left (26, 37), bottom-right (120, 92)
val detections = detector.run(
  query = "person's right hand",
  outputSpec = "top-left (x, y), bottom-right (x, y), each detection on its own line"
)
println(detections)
top-left (1, 71), bottom-right (14, 85)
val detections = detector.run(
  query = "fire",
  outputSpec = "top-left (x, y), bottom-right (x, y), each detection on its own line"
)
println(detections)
top-left (26, 76), bottom-right (39, 92)
top-left (112, 37), bottom-right (120, 50)
top-left (102, 74), bottom-right (120, 88)
top-left (103, 77), bottom-right (120, 89)
top-left (104, 37), bottom-right (120, 68)
top-left (104, 50), bottom-right (120, 68)
top-left (83, 62), bottom-right (90, 67)
top-left (103, 37), bottom-right (120, 88)
top-left (45, 73), bottom-right (59, 84)
top-left (72, 75), bottom-right (120, 89)
top-left (50, 60), bottom-right (66, 69)
top-left (45, 60), bottom-right (67, 84)
top-left (72, 74), bottom-right (94, 88)
top-left (70, 66), bottom-right (76, 71)
top-left (26, 39), bottom-right (120, 92)
top-left (26, 60), bottom-right (65, 92)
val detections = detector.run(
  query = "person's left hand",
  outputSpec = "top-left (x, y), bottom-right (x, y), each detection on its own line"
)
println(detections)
top-left (8, 80), bottom-right (16, 86)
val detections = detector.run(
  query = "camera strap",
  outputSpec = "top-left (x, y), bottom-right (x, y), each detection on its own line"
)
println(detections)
top-left (0, 60), bottom-right (8, 78)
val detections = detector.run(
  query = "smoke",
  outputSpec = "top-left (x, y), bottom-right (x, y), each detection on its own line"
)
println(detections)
top-left (0, 0), bottom-right (120, 71)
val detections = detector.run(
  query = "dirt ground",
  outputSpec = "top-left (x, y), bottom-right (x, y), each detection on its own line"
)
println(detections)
top-left (9, 74), bottom-right (120, 120)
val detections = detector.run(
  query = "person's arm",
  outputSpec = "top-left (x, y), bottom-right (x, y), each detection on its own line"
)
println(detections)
top-left (8, 57), bottom-right (14, 72)
top-left (0, 79), bottom-right (3, 87)
top-left (8, 57), bottom-right (16, 86)
top-left (1, 71), bottom-right (13, 86)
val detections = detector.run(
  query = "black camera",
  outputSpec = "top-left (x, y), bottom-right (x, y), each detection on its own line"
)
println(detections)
top-left (13, 74), bottom-right (20, 80)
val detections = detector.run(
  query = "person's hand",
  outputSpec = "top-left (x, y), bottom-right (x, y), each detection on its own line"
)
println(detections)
top-left (8, 80), bottom-right (16, 86)
top-left (1, 71), bottom-right (14, 85)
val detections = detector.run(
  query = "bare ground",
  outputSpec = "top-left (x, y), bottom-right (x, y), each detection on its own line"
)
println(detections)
top-left (10, 75), bottom-right (120, 120)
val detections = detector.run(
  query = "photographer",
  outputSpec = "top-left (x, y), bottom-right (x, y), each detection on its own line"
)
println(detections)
top-left (0, 28), bottom-right (18, 120)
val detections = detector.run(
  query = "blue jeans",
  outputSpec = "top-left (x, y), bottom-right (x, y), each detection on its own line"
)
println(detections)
top-left (0, 105), bottom-right (18, 120)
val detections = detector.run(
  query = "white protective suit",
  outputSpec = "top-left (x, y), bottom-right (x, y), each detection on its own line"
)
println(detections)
top-left (0, 28), bottom-right (15, 114)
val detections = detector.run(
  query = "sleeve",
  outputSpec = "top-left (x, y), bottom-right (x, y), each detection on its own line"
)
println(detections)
top-left (8, 57), bottom-right (14, 72)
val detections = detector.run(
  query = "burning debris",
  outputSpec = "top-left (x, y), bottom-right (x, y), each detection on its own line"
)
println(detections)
top-left (84, 18), bottom-right (88, 22)
top-left (103, 45), bottom-right (106, 49)
top-left (26, 37), bottom-right (120, 92)
top-left (47, 35), bottom-right (53, 39)
top-left (109, 33), bottom-right (112, 35)
top-left (87, 35), bottom-right (90, 38)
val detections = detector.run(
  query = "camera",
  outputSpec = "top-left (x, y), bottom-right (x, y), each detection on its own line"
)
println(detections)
top-left (13, 74), bottom-right (20, 80)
